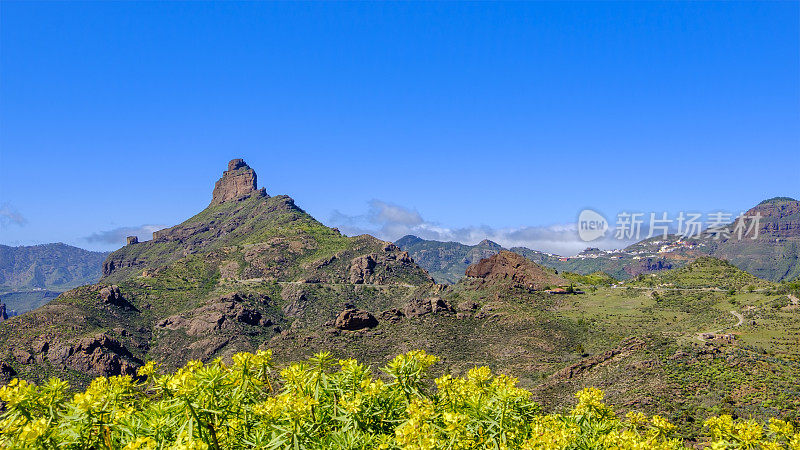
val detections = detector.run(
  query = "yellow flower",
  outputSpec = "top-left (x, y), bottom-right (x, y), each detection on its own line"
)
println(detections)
top-left (704, 415), bottom-right (734, 441)
top-left (17, 417), bottom-right (48, 442)
top-left (123, 436), bottom-right (157, 450)
top-left (137, 361), bottom-right (159, 378)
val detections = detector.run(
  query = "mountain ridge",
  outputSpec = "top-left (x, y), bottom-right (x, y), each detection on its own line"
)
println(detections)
top-left (396, 196), bottom-right (800, 284)
top-left (0, 243), bottom-right (108, 292)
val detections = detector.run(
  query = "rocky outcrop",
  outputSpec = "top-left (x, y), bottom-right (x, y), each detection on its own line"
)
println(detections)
top-left (334, 308), bottom-right (378, 330)
top-left (281, 285), bottom-right (310, 317)
top-left (624, 258), bottom-right (673, 277)
top-left (349, 255), bottom-right (376, 284)
top-left (156, 293), bottom-right (268, 336)
top-left (0, 361), bottom-right (17, 383)
top-left (126, 236), bottom-right (139, 245)
top-left (465, 251), bottom-right (567, 290)
top-left (98, 285), bottom-right (136, 310)
top-left (403, 296), bottom-right (453, 318)
top-left (32, 333), bottom-right (142, 377)
top-left (346, 243), bottom-right (419, 285)
top-left (0, 303), bottom-right (7, 322)
top-left (210, 159), bottom-right (265, 206)
top-left (377, 297), bottom-right (453, 323)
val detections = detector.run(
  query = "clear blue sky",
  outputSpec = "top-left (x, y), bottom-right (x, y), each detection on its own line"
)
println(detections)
top-left (1, 1), bottom-right (798, 254)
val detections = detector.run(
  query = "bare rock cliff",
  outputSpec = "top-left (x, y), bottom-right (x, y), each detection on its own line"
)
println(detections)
top-left (210, 159), bottom-right (265, 206)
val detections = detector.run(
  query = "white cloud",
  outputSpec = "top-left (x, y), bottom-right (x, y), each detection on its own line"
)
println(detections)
top-left (84, 224), bottom-right (166, 245)
top-left (0, 203), bottom-right (27, 228)
top-left (329, 200), bottom-right (635, 256)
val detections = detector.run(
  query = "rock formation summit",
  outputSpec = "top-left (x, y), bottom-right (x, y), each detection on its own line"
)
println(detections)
top-left (211, 159), bottom-right (266, 206)
top-left (465, 251), bottom-right (567, 290)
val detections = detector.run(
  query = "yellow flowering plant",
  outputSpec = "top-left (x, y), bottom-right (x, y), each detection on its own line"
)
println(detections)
top-left (0, 349), bottom-right (798, 449)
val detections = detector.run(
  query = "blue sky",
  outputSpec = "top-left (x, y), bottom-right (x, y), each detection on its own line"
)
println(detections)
top-left (1, 1), bottom-right (798, 255)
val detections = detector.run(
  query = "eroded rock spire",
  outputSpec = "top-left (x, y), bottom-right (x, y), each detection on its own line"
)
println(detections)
top-left (210, 159), bottom-right (265, 205)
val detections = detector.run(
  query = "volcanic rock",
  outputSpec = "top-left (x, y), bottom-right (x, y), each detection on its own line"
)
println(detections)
top-left (465, 251), bottom-right (567, 290)
top-left (625, 258), bottom-right (673, 277)
top-left (156, 293), bottom-right (263, 336)
top-left (349, 255), bottom-right (377, 284)
top-left (334, 308), bottom-right (378, 330)
top-left (403, 297), bottom-right (453, 318)
top-left (42, 334), bottom-right (141, 377)
top-left (211, 159), bottom-right (264, 206)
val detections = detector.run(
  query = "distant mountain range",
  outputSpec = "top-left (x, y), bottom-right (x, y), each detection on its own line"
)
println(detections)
top-left (397, 197), bottom-right (800, 284)
top-left (393, 236), bottom-right (504, 284)
top-left (0, 243), bottom-right (108, 292)
top-left (0, 243), bottom-right (109, 313)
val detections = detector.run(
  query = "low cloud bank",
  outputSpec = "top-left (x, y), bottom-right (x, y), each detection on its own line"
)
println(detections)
top-left (329, 200), bottom-right (632, 256)
top-left (85, 224), bottom-right (166, 246)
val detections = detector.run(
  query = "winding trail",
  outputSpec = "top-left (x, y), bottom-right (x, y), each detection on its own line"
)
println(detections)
top-left (227, 278), bottom-right (417, 289)
top-left (695, 310), bottom-right (743, 342)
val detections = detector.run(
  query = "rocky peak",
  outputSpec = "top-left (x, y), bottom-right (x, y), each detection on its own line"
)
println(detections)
top-left (211, 159), bottom-right (266, 206)
top-left (732, 197), bottom-right (800, 240)
top-left (465, 251), bottom-right (567, 289)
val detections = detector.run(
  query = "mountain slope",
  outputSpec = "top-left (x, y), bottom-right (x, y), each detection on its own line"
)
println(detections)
top-left (394, 235), bottom-right (503, 283)
top-left (397, 236), bottom-right (677, 283)
top-left (712, 197), bottom-right (800, 282)
top-left (0, 160), bottom-right (437, 385)
top-left (0, 243), bottom-right (108, 291)
top-left (1, 161), bottom-right (798, 435)
top-left (630, 256), bottom-right (774, 290)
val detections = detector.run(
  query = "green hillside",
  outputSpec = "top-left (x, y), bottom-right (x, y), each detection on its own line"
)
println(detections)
top-left (0, 243), bottom-right (108, 292)
top-left (394, 235), bottom-right (502, 283)
top-left (632, 257), bottom-right (774, 290)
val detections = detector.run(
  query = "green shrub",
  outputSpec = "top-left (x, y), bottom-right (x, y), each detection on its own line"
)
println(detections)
top-left (1, 350), bottom-right (798, 449)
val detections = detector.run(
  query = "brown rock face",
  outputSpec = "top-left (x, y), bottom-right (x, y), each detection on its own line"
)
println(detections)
top-left (156, 293), bottom-right (266, 337)
top-left (334, 308), bottom-right (378, 330)
top-left (126, 236), bottom-right (139, 245)
top-left (211, 159), bottom-right (263, 205)
top-left (732, 198), bottom-right (800, 239)
top-left (624, 258), bottom-right (673, 277)
top-left (403, 297), bottom-right (453, 318)
top-left (349, 255), bottom-right (377, 284)
top-left (465, 251), bottom-right (567, 289)
top-left (98, 285), bottom-right (136, 310)
top-left (36, 333), bottom-right (142, 378)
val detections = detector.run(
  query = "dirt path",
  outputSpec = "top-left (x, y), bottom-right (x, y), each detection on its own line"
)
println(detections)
top-left (731, 310), bottom-right (743, 327)
top-left (695, 310), bottom-right (743, 342)
top-left (612, 285), bottom-right (723, 292)
top-left (228, 278), bottom-right (417, 289)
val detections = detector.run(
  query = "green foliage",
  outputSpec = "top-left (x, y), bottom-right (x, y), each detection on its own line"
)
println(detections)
top-left (2, 350), bottom-right (800, 449)
top-left (634, 257), bottom-right (773, 290)
top-left (561, 271), bottom-right (618, 287)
